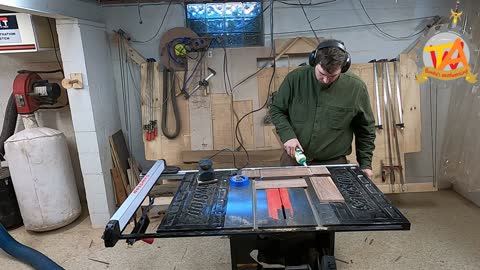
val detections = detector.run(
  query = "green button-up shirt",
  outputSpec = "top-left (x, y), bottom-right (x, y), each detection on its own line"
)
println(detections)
top-left (269, 66), bottom-right (376, 169)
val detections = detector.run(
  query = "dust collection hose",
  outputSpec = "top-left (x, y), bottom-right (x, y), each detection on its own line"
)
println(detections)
top-left (0, 223), bottom-right (63, 270)
top-left (161, 68), bottom-right (181, 139)
top-left (0, 94), bottom-right (18, 160)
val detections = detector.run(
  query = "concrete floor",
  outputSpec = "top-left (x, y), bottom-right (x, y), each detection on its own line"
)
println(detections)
top-left (1, 190), bottom-right (479, 270)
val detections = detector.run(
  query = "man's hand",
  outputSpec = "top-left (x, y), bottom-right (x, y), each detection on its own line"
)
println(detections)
top-left (284, 138), bottom-right (303, 158)
top-left (362, 168), bottom-right (373, 179)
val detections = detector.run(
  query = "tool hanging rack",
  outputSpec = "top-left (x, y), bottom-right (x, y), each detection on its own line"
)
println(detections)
top-left (384, 60), bottom-right (405, 192)
top-left (144, 58), bottom-right (158, 141)
top-left (372, 59), bottom-right (406, 192)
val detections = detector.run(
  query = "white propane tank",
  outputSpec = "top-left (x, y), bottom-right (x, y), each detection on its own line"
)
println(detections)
top-left (4, 115), bottom-right (81, 231)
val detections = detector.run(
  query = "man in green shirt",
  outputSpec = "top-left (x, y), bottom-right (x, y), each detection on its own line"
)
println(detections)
top-left (270, 39), bottom-right (375, 178)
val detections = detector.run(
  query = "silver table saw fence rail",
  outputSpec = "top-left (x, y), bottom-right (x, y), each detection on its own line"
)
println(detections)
top-left (103, 160), bottom-right (165, 247)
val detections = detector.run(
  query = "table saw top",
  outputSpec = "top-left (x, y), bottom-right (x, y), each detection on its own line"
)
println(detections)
top-left (156, 165), bottom-right (410, 237)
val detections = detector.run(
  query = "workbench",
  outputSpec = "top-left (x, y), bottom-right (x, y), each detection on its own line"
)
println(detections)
top-left (103, 160), bottom-right (410, 270)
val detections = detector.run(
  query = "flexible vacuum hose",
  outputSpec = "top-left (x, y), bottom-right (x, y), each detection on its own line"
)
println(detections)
top-left (161, 69), bottom-right (181, 139)
top-left (0, 223), bottom-right (63, 269)
top-left (0, 94), bottom-right (18, 160)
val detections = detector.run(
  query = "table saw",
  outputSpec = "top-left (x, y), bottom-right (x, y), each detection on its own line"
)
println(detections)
top-left (103, 160), bottom-right (410, 270)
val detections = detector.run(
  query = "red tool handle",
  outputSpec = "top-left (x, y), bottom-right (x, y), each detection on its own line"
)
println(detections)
top-left (141, 238), bottom-right (154, 244)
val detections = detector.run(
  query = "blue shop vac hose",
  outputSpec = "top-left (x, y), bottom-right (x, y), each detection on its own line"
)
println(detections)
top-left (0, 223), bottom-right (63, 270)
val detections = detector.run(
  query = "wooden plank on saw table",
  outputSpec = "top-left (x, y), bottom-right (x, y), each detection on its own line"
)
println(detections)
top-left (310, 176), bottom-right (345, 203)
top-left (309, 166), bottom-right (331, 176)
top-left (240, 169), bottom-right (261, 178)
top-left (260, 167), bottom-right (310, 178)
top-left (255, 179), bottom-right (308, 189)
top-left (211, 94), bottom-right (233, 150)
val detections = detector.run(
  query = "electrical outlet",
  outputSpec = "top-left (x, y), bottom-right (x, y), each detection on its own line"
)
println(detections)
top-left (207, 50), bottom-right (213, 58)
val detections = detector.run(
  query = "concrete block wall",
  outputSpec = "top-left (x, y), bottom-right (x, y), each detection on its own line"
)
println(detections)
top-left (56, 18), bottom-right (121, 227)
top-left (0, 50), bottom-right (85, 202)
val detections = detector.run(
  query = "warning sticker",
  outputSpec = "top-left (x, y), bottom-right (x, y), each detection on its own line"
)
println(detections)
top-left (0, 15), bottom-right (22, 44)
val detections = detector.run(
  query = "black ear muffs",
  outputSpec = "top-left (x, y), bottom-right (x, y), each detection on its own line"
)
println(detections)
top-left (309, 40), bottom-right (351, 73)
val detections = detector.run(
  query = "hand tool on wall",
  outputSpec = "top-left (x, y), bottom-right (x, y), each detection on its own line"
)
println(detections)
top-left (186, 67), bottom-right (216, 98)
top-left (380, 60), bottom-right (396, 192)
top-left (391, 59), bottom-right (404, 128)
top-left (368, 59), bottom-right (383, 129)
top-left (385, 61), bottom-right (405, 192)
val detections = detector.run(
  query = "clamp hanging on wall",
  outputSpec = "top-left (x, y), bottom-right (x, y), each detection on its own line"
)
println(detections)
top-left (144, 59), bottom-right (158, 141)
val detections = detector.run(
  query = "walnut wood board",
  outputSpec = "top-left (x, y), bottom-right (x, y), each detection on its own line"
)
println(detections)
top-left (255, 179), bottom-right (308, 189)
top-left (260, 167), bottom-right (310, 178)
top-left (310, 176), bottom-right (345, 203)
top-left (308, 166), bottom-right (331, 176)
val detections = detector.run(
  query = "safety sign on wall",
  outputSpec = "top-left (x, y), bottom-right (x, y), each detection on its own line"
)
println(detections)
top-left (0, 15), bottom-right (22, 44)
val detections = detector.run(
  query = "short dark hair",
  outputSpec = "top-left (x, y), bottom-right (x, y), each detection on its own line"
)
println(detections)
top-left (315, 46), bottom-right (346, 74)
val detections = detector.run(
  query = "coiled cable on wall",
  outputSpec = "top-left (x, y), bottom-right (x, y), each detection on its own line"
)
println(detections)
top-left (161, 68), bottom-right (181, 139)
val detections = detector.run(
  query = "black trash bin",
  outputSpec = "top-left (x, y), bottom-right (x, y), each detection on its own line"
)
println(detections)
top-left (0, 168), bottom-right (23, 229)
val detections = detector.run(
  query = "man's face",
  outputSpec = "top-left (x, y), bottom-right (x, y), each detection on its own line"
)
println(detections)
top-left (315, 64), bottom-right (341, 86)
